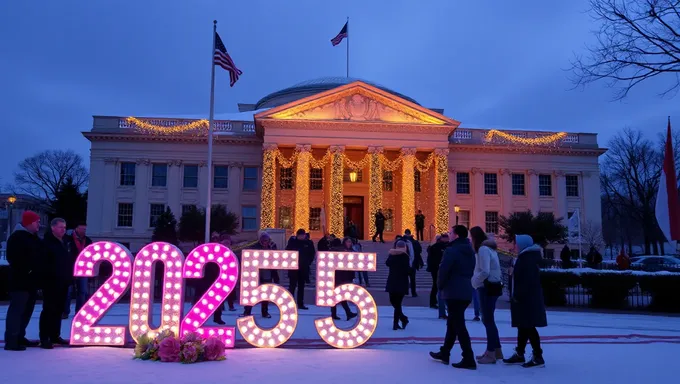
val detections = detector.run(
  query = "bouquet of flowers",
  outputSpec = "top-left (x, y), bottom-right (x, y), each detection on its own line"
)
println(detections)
top-left (134, 330), bottom-right (226, 364)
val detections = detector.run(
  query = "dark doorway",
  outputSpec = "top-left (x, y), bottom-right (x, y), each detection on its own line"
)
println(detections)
top-left (343, 196), bottom-right (364, 239)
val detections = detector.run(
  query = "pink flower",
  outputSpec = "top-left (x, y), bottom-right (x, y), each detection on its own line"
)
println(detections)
top-left (180, 343), bottom-right (199, 363)
top-left (158, 337), bottom-right (181, 362)
top-left (180, 331), bottom-right (200, 344)
top-left (203, 337), bottom-right (226, 361)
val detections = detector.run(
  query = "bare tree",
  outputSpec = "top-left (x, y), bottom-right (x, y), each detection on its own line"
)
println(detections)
top-left (570, 0), bottom-right (680, 99)
top-left (581, 219), bottom-right (606, 252)
top-left (14, 150), bottom-right (89, 201)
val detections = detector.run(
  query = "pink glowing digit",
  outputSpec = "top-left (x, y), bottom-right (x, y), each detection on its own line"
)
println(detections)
top-left (314, 251), bottom-right (378, 349)
top-left (237, 249), bottom-right (299, 348)
top-left (129, 242), bottom-right (185, 342)
top-left (180, 243), bottom-right (239, 347)
top-left (70, 241), bottom-right (133, 346)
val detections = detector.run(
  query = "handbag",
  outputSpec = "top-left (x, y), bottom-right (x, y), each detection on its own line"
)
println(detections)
top-left (483, 279), bottom-right (503, 297)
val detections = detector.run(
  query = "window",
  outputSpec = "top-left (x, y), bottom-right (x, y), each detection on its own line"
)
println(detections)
top-left (484, 173), bottom-right (498, 195)
top-left (241, 206), bottom-right (258, 230)
top-left (214, 166), bottom-right (228, 189)
top-left (343, 169), bottom-right (363, 182)
top-left (456, 172), bottom-right (470, 194)
top-left (485, 211), bottom-right (499, 234)
top-left (182, 204), bottom-right (196, 216)
top-left (279, 167), bottom-right (294, 190)
top-left (243, 167), bottom-right (258, 191)
top-left (149, 204), bottom-right (165, 227)
top-left (310, 168), bottom-right (323, 190)
top-left (382, 171), bottom-right (393, 191)
top-left (457, 210), bottom-right (470, 229)
top-left (151, 164), bottom-right (167, 187)
top-left (566, 175), bottom-right (579, 197)
top-left (117, 203), bottom-right (133, 227)
top-left (278, 206), bottom-right (292, 229)
top-left (414, 170), bottom-right (421, 192)
top-left (309, 208), bottom-right (321, 230)
top-left (512, 173), bottom-right (525, 196)
top-left (384, 208), bottom-right (394, 232)
top-left (120, 162), bottom-right (136, 186)
top-left (183, 165), bottom-right (199, 188)
top-left (539, 174), bottom-right (552, 196)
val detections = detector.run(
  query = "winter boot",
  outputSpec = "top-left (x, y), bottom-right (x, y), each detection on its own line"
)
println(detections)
top-left (400, 316), bottom-right (410, 329)
top-left (452, 358), bottom-right (477, 370)
top-left (522, 354), bottom-right (545, 368)
top-left (476, 350), bottom-right (497, 364)
top-left (503, 350), bottom-right (526, 365)
top-left (429, 351), bottom-right (450, 365)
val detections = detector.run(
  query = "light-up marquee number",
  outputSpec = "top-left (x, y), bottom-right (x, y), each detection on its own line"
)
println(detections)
top-left (237, 249), bottom-right (299, 348)
top-left (315, 252), bottom-right (378, 349)
top-left (70, 241), bottom-right (132, 346)
top-left (180, 243), bottom-right (239, 347)
top-left (129, 242), bottom-right (185, 342)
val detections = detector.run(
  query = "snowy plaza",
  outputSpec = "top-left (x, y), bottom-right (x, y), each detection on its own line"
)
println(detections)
top-left (1, 303), bottom-right (677, 383)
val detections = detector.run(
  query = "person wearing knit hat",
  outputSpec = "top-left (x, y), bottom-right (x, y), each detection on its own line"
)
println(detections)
top-left (503, 234), bottom-right (548, 368)
top-left (4, 211), bottom-right (43, 351)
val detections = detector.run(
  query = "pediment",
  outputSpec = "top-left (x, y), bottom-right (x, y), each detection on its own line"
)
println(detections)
top-left (255, 81), bottom-right (459, 127)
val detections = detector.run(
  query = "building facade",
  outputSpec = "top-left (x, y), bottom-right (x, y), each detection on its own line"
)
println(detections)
top-left (84, 78), bottom-right (605, 252)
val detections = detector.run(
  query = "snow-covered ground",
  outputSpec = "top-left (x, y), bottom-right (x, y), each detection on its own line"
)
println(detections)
top-left (1, 304), bottom-right (678, 383)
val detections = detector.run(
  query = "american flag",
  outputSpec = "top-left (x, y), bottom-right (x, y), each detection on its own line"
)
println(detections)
top-left (331, 22), bottom-right (348, 46)
top-left (214, 32), bottom-right (242, 86)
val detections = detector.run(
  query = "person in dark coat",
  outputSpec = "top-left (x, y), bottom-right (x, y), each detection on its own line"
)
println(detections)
top-left (559, 245), bottom-right (573, 269)
top-left (430, 225), bottom-right (477, 370)
top-left (372, 209), bottom-right (386, 243)
top-left (303, 232), bottom-right (314, 284)
top-left (221, 234), bottom-right (239, 312)
top-left (415, 210), bottom-right (425, 241)
top-left (317, 234), bottom-right (331, 252)
top-left (286, 228), bottom-right (314, 310)
top-left (330, 238), bottom-right (358, 321)
top-left (63, 222), bottom-right (93, 319)
top-left (426, 233), bottom-right (449, 310)
top-left (329, 234), bottom-right (342, 248)
top-left (241, 232), bottom-right (280, 318)
top-left (3, 211), bottom-right (43, 351)
top-left (386, 240), bottom-right (411, 330)
top-left (503, 234), bottom-right (548, 368)
top-left (40, 218), bottom-right (72, 348)
top-left (400, 229), bottom-right (424, 297)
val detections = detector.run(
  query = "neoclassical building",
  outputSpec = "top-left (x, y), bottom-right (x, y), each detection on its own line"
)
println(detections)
top-left (84, 77), bottom-right (605, 253)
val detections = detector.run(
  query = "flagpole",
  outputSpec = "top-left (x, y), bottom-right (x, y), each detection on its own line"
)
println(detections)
top-left (346, 16), bottom-right (349, 78)
top-left (204, 20), bottom-right (217, 244)
top-left (578, 210), bottom-right (582, 268)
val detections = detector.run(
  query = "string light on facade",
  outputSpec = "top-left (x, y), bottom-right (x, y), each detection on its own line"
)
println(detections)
top-left (314, 251), bottom-right (378, 349)
top-left (70, 241), bottom-right (132, 346)
top-left (294, 145), bottom-right (312, 232)
top-left (400, 148), bottom-right (417, 234)
top-left (260, 144), bottom-right (277, 229)
top-left (368, 147), bottom-right (383, 237)
top-left (485, 129), bottom-right (567, 146)
top-left (329, 146), bottom-right (345, 236)
top-left (434, 149), bottom-right (450, 233)
top-left (126, 117), bottom-right (209, 135)
top-left (129, 242), bottom-right (185, 343)
top-left (180, 243), bottom-right (239, 347)
top-left (237, 249), bottom-right (300, 348)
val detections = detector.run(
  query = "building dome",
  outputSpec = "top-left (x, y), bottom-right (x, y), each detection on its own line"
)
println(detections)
top-left (254, 76), bottom-right (419, 110)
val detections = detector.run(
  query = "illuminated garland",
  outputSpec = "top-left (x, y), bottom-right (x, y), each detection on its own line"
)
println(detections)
top-left (329, 150), bottom-right (345, 236)
top-left (415, 153), bottom-right (435, 173)
top-left (260, 148), bottom-right (277, 229)
top-left (126, 117), bottom-right (209, 134)
top-left (294, 148), bottom-right (311, 232)
top-left (368, 150), bottom-right (383, 237)
top-left (434, 151), bottom-right (449, 234)
top-left (485, 130), bottom-right (567, 146)
top-left (400, 149), bottom-right (416, 234)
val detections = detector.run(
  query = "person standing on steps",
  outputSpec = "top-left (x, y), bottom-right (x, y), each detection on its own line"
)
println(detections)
top-left (330, 238), bottom-right (358, 321)
top-left (415, 210), bottom-right (425, 241)
top-left (398, 229), bottom-right (423, 297)
top-left (386, 240), bottom-right (410, 330)
top-left (40, 218), bottom-right (72, 349)
top-left (286, 229), bottom-right (313, 310)
top-left (4, 211), bottom-right (43, 351)
top-left (241, 232), bottom-right (279, 319)
top-left (503, 234), bottom-right (548, 368)
top-left (427, 233), bottom-right (450, 318)
top-left (470, 226), bottom-right (503, 364)
top-left (429, 225), bottom-right (477, 370)
top-left (372, 209), bottom-right (386, 243)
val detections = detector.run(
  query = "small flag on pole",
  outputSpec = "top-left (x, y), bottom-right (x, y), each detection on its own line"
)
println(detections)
top-left (331, 22), bottom-right (348, 46)
top-left (568, 209), bottom-right (581, 243)
top-left (655, 117), bottom-right (680, 243)
top-left (213, 32), bottom-right (242, 86)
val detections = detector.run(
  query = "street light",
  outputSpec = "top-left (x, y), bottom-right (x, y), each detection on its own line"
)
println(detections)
top-left (7, 195), bottom-right (17, 205)
top-left (349, 170), bottom-right (358, 183)
top-left (5, 195), bottom-right (17, 242)
top-left (454, 205), bottom-right (460, 226)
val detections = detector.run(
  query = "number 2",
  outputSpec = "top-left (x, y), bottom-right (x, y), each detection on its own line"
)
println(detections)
top-left (70, 241), bottom-right (132, 346)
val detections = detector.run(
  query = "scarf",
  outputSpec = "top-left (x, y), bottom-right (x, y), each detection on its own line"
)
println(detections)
top-left (72, 232), bottom-right (86, 253)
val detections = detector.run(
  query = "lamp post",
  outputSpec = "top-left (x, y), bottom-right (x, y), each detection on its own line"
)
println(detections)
top-left (5, 195), bottom-right (16, 242)
top-left (454, 205), bottom-right (460, 226)
top-left (349, 170), bottom-right (358, 183)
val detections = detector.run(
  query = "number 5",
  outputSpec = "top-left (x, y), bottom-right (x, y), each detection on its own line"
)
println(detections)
top-left (314, 251), bottom-right (378, 349)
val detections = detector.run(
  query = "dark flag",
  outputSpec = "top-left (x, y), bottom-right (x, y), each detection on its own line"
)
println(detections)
top-left (331, 22), bottom-right (348, 46)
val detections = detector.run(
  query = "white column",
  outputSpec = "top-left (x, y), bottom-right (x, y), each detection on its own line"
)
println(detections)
top-left (554, 170), bottom-right (567, 219)
top-left (133, 159), bottom-right (150, 233)
top-left (527, 169), bottom-right (539, 214)
top-left (500, 168), bottom-right (513, 217)
top-left (471, 167), bottom-right (485, 228)
top-left (101, 158), bottom-right (117, 234)
top-left (227, 162), bottom-right (243, 213)
top-left (447, 168), bottom-right (456, 229)
top-left (86, 158), bottom-right (106, 236)
top-left (198, 160), bottom-right (209, 208)
top-left (167, 160), bottom-right (181, 216)
top-left (581, 171), bottom-right (602, 228)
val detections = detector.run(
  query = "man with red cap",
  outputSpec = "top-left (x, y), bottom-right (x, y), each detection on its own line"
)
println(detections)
top-left (3, 211), bottom-right (43, 351)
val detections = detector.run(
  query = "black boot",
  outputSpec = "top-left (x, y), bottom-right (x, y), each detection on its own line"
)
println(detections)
top-left (503, 350), bottom-right (526, 365)
top-left (40, 339), bottom-right (54, 349)
top-left (213, 314), bottom-right (226, 325)
top-left (21, 338), bottom-right (40, 347)
top-left (393, 321), bottom-right (403, 331)
top-left (400, 316), bottom-right (409, 329)
top-left (429, 351), bottom-right (450, 365)
top-left (452, 358), bottom-right (477, 370)
top-left (522, 354), bottom-right (545, 368)
top-left (346, 312), bottom-right (358, 321)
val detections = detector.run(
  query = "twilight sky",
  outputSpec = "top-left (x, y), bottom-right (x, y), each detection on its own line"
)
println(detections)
top-left (1, 0), bottom-right (678, 188)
